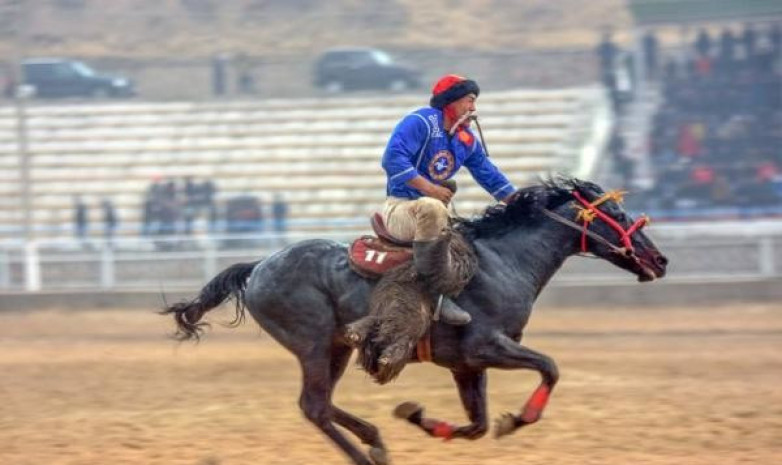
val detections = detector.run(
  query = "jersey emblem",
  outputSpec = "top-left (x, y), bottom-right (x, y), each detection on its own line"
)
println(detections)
top-left (428, 150), bottom-right (455, 181)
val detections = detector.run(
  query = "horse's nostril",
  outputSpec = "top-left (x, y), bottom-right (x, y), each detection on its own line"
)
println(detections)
top-left (656, 255), bottom-right (669, 267)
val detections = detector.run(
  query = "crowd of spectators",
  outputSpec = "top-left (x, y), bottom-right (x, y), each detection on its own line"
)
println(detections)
top-left (641, 24), bottom-right (782, 216)
top-left (140, 176), bottom-right (289, 242)
top-left (69, 177), bottom-right (293, 247)
top-left (142, 176), bottom-right (217, 236)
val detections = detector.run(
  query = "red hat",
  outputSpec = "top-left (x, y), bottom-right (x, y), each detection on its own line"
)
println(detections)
top-left (429, 74), bottom-right (480, 109)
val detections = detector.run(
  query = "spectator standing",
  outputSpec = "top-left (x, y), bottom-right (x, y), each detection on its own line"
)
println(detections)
top-left (141, 195), bottom-right (152, 236)
top-left (211, 53), bottom-right (229, 97)
top-left (719, 28), bottom-right (737, 70)
top-left (742, 23), bottom-right (757, 58)
top-left (73, 195), bottom-right (88, 242)
top-left (642, 30), bottom-right (659, 79)
top-left (234, 52), bottom-right (256, 95)
top-left (596, 31), bottom-right (619, 91)
top-left (142, 178), bottom-right (164, 236)
top-left (769, 23), bottom-right (781, 57)
top-left (160, 179), bottom-right (179, 235)
top-left (695, 29), bottom-right (712, 57)
top-left (101, 198), bottom-right (118, 245)
top-left (272, 193), bottom-right (288, 243)
top-left (201, 179), bottom-right (218, 233)
top-left (596, 31), bottom-right (624, 114)
top-left (183, 176), bottom-right (198, 235)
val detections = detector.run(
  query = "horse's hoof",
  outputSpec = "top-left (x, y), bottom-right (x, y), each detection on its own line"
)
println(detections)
top-left (393, 401), bottom-right (423, 420)
top-left (368, 446), bottom-right (389, 465)
top-left (493, 412), bottom-right (516, 439)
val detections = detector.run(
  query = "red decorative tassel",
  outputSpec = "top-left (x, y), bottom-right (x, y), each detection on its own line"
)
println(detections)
top-left (521, 385), bottom-right (550, 423)
top-left (432, 421), bottom-right (454, 440)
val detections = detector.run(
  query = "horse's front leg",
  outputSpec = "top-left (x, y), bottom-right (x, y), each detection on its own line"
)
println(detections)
top-left (393, 369), bottom-right (488, 441)
top-left (475, 333), bottom-right (559, 438)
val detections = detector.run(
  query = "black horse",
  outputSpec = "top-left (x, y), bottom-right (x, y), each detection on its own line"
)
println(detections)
top-left (163, 178), bottom-right (668, 465)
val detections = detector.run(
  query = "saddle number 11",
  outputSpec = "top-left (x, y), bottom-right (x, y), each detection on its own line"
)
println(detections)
top-left (364, 250), bottom-right (388, 264)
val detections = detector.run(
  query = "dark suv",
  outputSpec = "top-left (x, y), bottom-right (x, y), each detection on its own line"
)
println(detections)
top-left (314, 48), bottom-right (421, 93)
top-left (21, 58), bottom-right (135, 98)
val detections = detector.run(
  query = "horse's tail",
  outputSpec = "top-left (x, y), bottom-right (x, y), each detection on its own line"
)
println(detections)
top-left (161, 261), bottom-right (260, 341)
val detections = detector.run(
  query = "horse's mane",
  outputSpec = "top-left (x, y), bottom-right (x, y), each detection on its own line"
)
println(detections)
top-left (455, 176), bottom-right (600, 240)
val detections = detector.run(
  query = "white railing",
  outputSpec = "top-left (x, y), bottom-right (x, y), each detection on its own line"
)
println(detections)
top-left (0, 231), bottom-right (362, 292)
top-left (2, 225), bottom-right (782, 292)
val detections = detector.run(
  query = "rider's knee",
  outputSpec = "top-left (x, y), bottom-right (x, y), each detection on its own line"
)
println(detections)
top-left (415, 197), bottom-right (448, 216)
top-left (413, 197), bottom-right (449, 240)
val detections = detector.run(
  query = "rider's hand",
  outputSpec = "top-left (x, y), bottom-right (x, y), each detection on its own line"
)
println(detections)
top-left (425, 183), bottom-right (454, 205)
top-left (407, 175), bottom-right (454, 205)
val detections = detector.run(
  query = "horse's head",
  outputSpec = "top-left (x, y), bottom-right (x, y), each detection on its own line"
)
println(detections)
top-left (456, 178), bottom-right (668, 282)
top-left (557, 180), bottom-right (668, 282)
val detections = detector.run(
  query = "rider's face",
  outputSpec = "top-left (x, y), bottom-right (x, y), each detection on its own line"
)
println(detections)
top-left (444, 93), bottom-right (477, 128)
top-left (451, 93), bottom-right (477, 118)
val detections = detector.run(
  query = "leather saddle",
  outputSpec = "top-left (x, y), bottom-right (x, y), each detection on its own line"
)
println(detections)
top-left (348, 213), bottom-right (414, 279)
top-left (350, 181), bottom-right (457, 279)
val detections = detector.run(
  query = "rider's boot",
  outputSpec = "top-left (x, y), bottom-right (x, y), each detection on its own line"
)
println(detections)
top-left (413, 232), bottom-right (472, 326)
top-left (434, 295), bottom-right (472, 326)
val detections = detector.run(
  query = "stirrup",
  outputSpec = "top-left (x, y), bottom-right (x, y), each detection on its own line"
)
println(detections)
top-left (433, 295), bottom-right (471, 326)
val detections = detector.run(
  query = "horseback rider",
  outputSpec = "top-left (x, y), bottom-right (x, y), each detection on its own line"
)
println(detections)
top-left (380, 74), bottom-right (516, 325)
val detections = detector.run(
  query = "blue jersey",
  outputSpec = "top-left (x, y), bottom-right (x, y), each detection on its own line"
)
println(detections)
top-left (382, 107), bottom-right (515, 201)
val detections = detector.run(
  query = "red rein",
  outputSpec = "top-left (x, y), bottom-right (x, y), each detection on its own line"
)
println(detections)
top-left (571, 191), bottom-right (649, 254)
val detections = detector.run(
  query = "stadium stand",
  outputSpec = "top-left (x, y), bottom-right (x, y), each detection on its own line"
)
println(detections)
top-left (625, 24), bottom-right (782, 219)
top-left (0, 86), bottom-right (611, 239)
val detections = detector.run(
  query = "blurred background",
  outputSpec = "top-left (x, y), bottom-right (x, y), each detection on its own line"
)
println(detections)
top-left (0, 0), bottom-right (780, 302)
top-left (1, 3), bottom-right (781, 465)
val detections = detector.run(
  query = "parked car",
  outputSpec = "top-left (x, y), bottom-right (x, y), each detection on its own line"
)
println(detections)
top-left (20, 58), bottom-right (135, 98)
top-left (313, 48), bottom-right (421, 93)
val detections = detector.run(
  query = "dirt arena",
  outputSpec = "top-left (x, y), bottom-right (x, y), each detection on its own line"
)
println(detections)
top-left (1, 304), bottom-right (780, 465)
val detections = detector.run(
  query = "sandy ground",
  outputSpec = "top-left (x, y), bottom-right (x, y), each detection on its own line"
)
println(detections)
top-left (1, 304), bottom-right (781, 465)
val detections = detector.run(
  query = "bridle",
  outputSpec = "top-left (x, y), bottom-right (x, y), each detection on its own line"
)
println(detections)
top-left (542, 190), bottom-right (650, 258)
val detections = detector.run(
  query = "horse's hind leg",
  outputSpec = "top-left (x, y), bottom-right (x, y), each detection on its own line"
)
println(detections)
top-left (329, 345), bottom-right (389, 465)
top-left (298, 349), bottom-right (380, 465)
